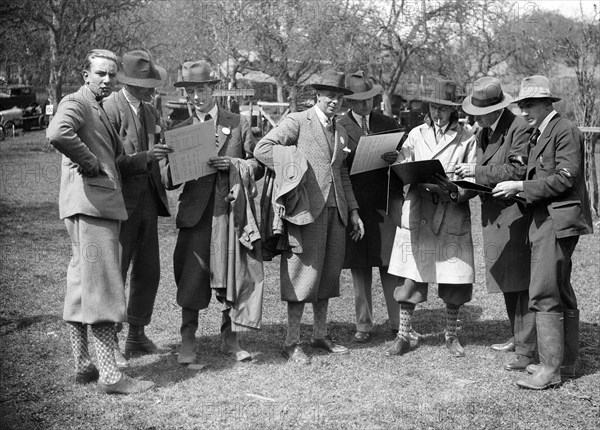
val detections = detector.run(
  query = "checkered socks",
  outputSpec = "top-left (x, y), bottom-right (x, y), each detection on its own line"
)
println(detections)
top-left (67, 322), bottom-right (95, 374)
top-left (445, 304), bottom-right (460, 337)
top-left (90, 323), bottom-right (122, 384)
top-left (398, 303), bottom-right (416, 338)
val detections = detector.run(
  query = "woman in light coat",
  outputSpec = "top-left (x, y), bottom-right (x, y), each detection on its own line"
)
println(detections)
top-left (386, 81), bottom-right (477, 358)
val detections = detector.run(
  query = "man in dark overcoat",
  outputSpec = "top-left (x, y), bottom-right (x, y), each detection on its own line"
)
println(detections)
top-left (493, 75), bottom-right (593, 389)
top-left (458, 77), bottom-right (535, 371)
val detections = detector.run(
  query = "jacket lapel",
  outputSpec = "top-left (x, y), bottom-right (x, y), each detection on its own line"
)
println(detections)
top-left (216, 107), bottom-right (230, 155)
top-left (117, 91), bottom-right (143, 152)
top-left (480, 110), bottom-right (513, 165)
top-left (530, 113), bottom-right (560, 163)
top-left (308, 108), bottom-right (333, 158)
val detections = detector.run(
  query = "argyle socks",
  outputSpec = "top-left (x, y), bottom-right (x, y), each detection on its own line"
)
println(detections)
top-left (91, 323), bottom-right (122, 385)
top-left (398, 303), bottom-right (415, 338)
top-left (445, 304), bottom-right (461, 337)
top-left (67, 322), bottom-right (95, 373)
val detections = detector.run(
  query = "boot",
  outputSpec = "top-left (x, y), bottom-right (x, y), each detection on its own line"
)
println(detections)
top-left (125, 324), bottom-right (158, 357)
top-left (221, 311), bottom-right (252, 362)
top-left (516, 312), bottom-right (563, 390)
top-left (562, 309), bottom-right (579, 378)
top-left (526, 309), bottom-right (579, 378)
top-left (178, 308), bottom-right (198, 365)
top-left (113, 330), bottom-right (128, 368)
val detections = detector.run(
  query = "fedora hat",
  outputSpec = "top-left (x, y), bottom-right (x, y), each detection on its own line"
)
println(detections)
top-left (117, 50), bottom-right (166, 88)
top-left (513, 75), bottom-right (561, 103)
top-left (462, 77), bottom-right (513, 115)
top-left (311, 70), bottom-right (353, 95)
top-left (174, 61), bottom-right (221, 87)
top-left (344, 70), bottom-right (382, 100)
top-left (420, 80), bottom-right (461, 106)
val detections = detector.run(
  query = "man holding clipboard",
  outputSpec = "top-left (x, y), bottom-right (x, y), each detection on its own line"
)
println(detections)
top-left (338, 71), bottom-right (404, 343)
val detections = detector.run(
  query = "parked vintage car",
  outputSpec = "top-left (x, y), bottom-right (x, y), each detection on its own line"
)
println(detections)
top-left (0, 102), bottom-right (47, 139)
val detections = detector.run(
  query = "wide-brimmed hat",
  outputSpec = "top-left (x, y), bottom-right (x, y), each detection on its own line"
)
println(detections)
top-left (310, 70), bottom-right (353, 95)
top-left (513, 75), bottom-right (561, 103)
top-left (117, 50), bottom-right (166, 88)
top-left (174, 61), bottom-right (221, 87)
top-left (344, 70), bottom-right (382, 100)
top-left (420, 80), bottom-right (461, 106)
top-left (462, 77), bottom-right (513, 115)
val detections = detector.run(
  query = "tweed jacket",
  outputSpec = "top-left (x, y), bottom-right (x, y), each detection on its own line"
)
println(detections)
top-left (103, 89), bottom-right (170, 217)
top-left (253, 107), bottom-right (359, 226)
top-left (161, 107), bottom-right (260, 229)
top-left (338, 110), bottom-right (401, 268)
top-left (47, 86), bottom-right (147, 221)
top-left (523, 113), bottom-right (593, 238)
top-left (475, 109), bottom-right (532, 293)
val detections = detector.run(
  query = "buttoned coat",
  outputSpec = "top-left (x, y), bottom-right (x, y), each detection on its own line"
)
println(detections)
top-left (388, 119), bottom-right (477, 284)
top-left (48, 86), bottom-right (147, 221)
top-left (103, 90), bottom-right (170, 217)
top-left (338, 110), bottom-right (400, 268)
top-left (254, 107), bottom-right (359, 225)
top-left (474, 109), bottom-right (532, 293)
top-left (523, 113), bottom-right (593, 238)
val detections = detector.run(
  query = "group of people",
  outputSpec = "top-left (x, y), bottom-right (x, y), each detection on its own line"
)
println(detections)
top-left (47, 47), bottom-right (592, 396)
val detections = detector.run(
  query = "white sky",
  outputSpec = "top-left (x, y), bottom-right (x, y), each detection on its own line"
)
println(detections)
top-left (531, 0), bottom-right (598, 19)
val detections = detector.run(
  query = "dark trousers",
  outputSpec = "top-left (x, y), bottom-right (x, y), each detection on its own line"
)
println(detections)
top-left (393, 277), bottom-right (473, 306)
top-left (529, 216), bottom-right (579, 313)
top-left (504, 290), bottom-right (536, 357)
top-left (120, 186), bottom-right (160, 326)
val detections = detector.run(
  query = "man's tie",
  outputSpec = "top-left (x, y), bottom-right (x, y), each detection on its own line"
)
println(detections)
top-left (436, 127), bottom-right (443, 143)
top-left (361, 115), bottom-right (369, 135)
top-left (204, 113), bottom-right (212, 122)
top-left (530, 128), bottom-right (540, 146)
top-left (325, 118), bottom-right (333, 133)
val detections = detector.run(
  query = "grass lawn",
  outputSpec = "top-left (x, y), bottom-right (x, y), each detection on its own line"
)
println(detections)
top-left (1, 130), bottom-right (599, 430)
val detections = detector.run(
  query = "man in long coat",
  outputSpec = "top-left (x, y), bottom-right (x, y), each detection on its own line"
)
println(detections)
top-left (103, 50), bottom-right (172, 362)
top-left (47, 49), bottom-right (154, 394)
top-left (254, 70), bottom-right (364, 364)
top-left (386, 81), bottom-right (477, 358)
top-left (493, 75), bottom-right (593, 389)
top-left (338, 70), bottom-right (402, 343)
top-left (162, 61), bottom-right (262, 365)
top-left (458, 77), bottom-right (535, 371)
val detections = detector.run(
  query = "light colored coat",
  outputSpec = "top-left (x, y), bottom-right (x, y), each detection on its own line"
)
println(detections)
top-left (47, 86), bottom-right (146, 220)
top-left (388, 119), bottom-right (477, 284)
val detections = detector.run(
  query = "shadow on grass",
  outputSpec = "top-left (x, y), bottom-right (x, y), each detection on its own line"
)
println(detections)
top-left (0, 313), bottom-right (63, 336)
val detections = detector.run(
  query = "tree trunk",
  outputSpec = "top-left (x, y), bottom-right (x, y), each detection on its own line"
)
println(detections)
top-left (289, 85), bottom-right (298, 112)
top-left (276, 83), bottom-right (285, 103)
top-left (584, 134), bottom-right (599, 217)
top-left (381, 89), bottom-right (393, 117)
top-left (47, 13), bottom-right (62, 115)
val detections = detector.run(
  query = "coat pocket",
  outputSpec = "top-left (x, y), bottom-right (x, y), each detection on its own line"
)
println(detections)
top-left (548, 199), bottom-right (581, 234)
top-left (83, 174), bottom-right (117, 190)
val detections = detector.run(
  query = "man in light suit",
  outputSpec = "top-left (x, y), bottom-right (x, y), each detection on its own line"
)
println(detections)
top-left (458, 77), bottom-right (535, 371)
top-left (493, 75), bottom-right (593, 389)
top-left (47, 49), bottom-right (153, 394)
top-left (103, 51), bottom-right (172, 362)
top-left (254, 70), bottom-right (364, 364)
top-left (162, 61), bottom-right (262, 365)
top-left (337, 70), bottom-right (402, 343)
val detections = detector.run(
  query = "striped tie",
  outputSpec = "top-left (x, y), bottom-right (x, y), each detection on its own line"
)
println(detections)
top-left (361, 115), bottom-right (369, 135)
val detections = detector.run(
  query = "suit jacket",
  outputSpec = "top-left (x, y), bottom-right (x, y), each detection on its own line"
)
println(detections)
top-left (338, 110), bottom-right (400, 267)
top-left (475, 109), bottom-right (531, 293)
top-left (162, 106), bottom-right (260, 229)
top-left (47, 86), bottom-right (147, 221)
top-left (254, 107), bottom-right (359, 226)
top-left (103, 90), bottom-right (170, 217)
top-left (523, 113), bottom-right (593, 238)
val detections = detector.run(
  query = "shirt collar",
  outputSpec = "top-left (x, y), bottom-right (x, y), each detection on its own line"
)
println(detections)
top-left (197, 104), bottom-right (219, 122)
top-left (351, 111), bottom-right (370, 125)
top-left (489, 109), bottom-right (504, 133)
top-left (123, 87), bottom-right (141, 111)
top-left (538, 110), bottom-right (558, 136)
top-left (314, 105), bottom-right (332, 127)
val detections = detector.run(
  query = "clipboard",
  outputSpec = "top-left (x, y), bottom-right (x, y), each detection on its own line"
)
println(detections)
top-left (350, 131), bottom-right (405, 175)
top-left (390, 159), bottom-right (446, 184)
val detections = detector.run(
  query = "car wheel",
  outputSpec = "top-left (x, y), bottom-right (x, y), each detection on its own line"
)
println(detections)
top-left (3, 121), bottom-right (15, 137)
top-left (0, 125), bottom-right (4, 141)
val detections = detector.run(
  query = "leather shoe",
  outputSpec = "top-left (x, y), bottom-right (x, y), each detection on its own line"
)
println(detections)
top-left (354, 331), bottom-right (371, 343)
top-left (445, 334), bottom-right (465, 357)
top-left (310, 337), bottom-right (349, 355)
top-left (526, 363), bottom-right (575, 378)
top-left (490, 339), bottom-right (515, 352)
top-left (125, 335), bottom-right (158, 357)
top-left (282, 343), bottom-right (311, 364)
top-left (505, 354), bottom-right (534, 371)
top-left (385, 336), bottom-right (411, 356)
top-left (97, 374), bottom-right (154, 395)
top-left (74, 366), bottom-right (99, 385)
top-left (177, 339), bottom-right (197, 365)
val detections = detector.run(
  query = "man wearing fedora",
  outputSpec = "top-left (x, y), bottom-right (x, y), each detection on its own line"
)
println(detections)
top-left (458, 77), bottom-right (535, 371)
top-left (337, 70), bottom-right (402, 343)
top-left (162, 60), bottom-right (261, 365)
top-left (254, 70), bottom-right (364, 364)
top-left (493, 75), bottom-right (593, 389)
top-left (386, 80), bottom-right (477, 358)
top-left (103, 50), bottom-right (172, 363)
top-left (47, 49), bottom-right (154, 394)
